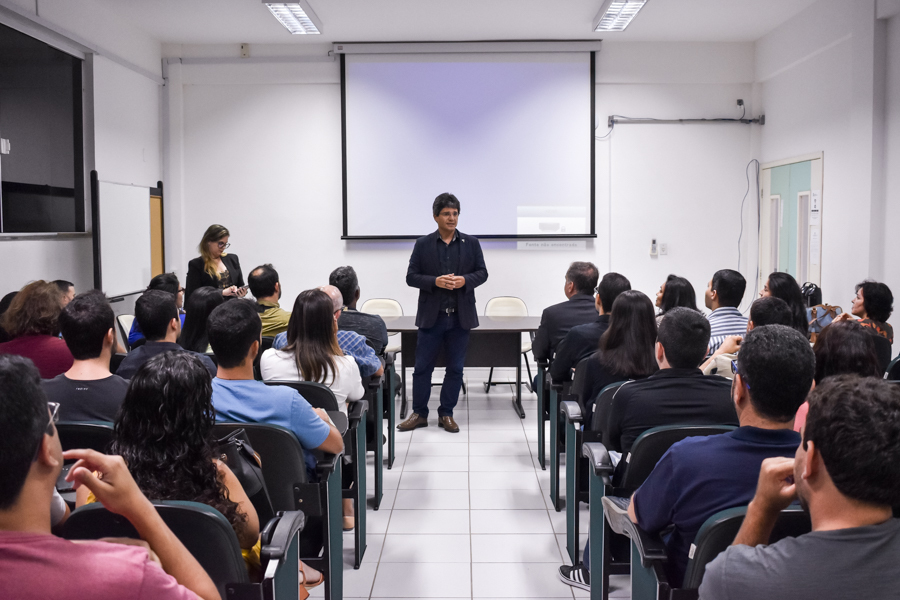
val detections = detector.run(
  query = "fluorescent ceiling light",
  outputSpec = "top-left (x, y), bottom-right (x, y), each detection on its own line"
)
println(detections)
top-left (264, 2), bottom-right (322, 34)
top-left (593, 0), bottom-right (648, 32)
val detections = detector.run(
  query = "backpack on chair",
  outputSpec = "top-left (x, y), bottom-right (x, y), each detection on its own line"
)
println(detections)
top-left (801, 283), bottom-right (842, 343)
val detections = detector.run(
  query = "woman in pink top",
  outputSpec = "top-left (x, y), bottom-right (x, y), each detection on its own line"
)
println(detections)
top-left (0, 281), bottom-right (73, 378)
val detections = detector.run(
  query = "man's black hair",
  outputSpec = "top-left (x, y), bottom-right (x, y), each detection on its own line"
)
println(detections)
top-left (52, 280), bottom-right (74, 294)
top-left (711, 269), bottom-right (746, 308)
top-left (565, 262), bottom-right (599, 296)
top-left (58, 290), bottom-right (115, 360)
top-left (147, 272), bottom-right (180, 296)
top-left (0, 355), bottom-right (51, 509)
top-left (857, 281), bottom-right (894, 323)
top-left (329, 266), bottom-right (359, 308)
top-left (597, 272), bottom-right (631, 313)
top-left (749, 296), bottom-right (793, 327)
top-left (736, 324), bottom-right (815, 422)
top-left (135, 289), bottom-right (178, 341)
top-left (657, 307), bottom-right (711, 368)
top-left (248, 264), bottom-right (279, 299)
top-left (207, 300), bottom-right (262, 369)
top-left (804, 376), bottom-right (900, 507)
top-left (432, 193), bottom-right (460, 217)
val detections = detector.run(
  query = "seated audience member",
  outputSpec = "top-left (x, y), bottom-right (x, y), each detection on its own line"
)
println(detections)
top-left (761, 272), bottom-right (810, 338)
top-left (704, 269), bottom-right (748, 355)
top-left (42, 291), bottom-right (129, 422)
top-left (699, 376), bottom-right (900, 600)
top-left (604, 307), bottom-right (737, 454)
top-left (0, 291), bottom-right (18, 343)
top-left (52, 280), bottom-right (75, 307)
top-left (702, 296), bottom-right (793, 378)
top-left (574, 290), bottom-right (658, 419)
top-left (248, 264), bottom-right (291, 337)
top-left (532, 261), bottom-right (600, 363)
top-left (551, 272), bottom-right (631, 383)
top-left (0, 281), bottom-right (73, 378)
top-left (0, 354), bottom-right (219, 600)
top-left (208, 300), bottom-right (344, 479)
top-left (835, 280), bottom-right (894, 343)
top-left (655, 274), bottom-right (698, 326)
top-left (273, 285), bottom-right (384, 378)
top-left (329, 266), bottom-right (389, 354)
top-left (261, 289), bottom-right (364, 412)
top-left (177, 287), bottom-right (224, 353)
top-left (128, 273), bottom-right (186, 347)
top-left (116, 290), bottom-right (216, 380)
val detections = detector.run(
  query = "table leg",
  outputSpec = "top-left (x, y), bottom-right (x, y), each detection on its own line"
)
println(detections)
top-left (400, 365), bottom-right (408, 420)
top-left (512, 361), bottom-right (525, 418)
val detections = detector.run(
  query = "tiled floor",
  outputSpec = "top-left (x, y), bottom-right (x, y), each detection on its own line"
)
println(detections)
top-left (309, 368), bottom-right (632, 600)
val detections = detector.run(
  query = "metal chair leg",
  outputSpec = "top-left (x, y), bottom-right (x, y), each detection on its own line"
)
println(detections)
top-left (483, 367), bottom-right (494, 393)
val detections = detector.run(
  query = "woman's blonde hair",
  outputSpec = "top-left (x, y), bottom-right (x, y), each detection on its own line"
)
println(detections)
top-left (198, 224), bottom-right (230, 280)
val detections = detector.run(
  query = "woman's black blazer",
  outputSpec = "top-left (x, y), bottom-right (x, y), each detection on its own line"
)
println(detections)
top-left (185, 254), bottom-right (244, 301)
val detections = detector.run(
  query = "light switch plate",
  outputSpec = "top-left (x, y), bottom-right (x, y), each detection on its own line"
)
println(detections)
top-left (659, 243), bottom-right (668, 255)
top-left (0, 138), bottom-right (9, 155)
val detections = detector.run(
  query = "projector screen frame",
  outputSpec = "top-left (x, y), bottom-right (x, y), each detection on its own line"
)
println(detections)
top-left (338, 42), bottom-right (598, 240)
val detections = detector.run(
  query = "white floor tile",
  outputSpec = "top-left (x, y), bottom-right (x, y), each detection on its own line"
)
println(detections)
top-left (470, 455), bottom-right (538, 472)
top-left (388, 509), bottom-right (470, 534)
top-left (471, 534), bottom-right (564, 563)
top-left (470, 489), bottom-right (547, 510)
top-left (470, 510), bottom-right (555, 534)
top-left (371, 562), bottom-right (472, 597)
top-left (408, 427), bottom-right (470, 443)
top-left (470, 471), bottom-right (540, 490)
top-left (407, 443), bottom-right (470, 456)
top-left (404, 455), bottom-right (470, 472)
top-left (470, 429), bottom-right (529, 443)
top-left (380, 534), bottom-right (471, 562)
top-left (472, 563), bottom-right (574, 597)
top-left (393, 489), bottom-right (470, 510)
top-left (398, 471), bottom-right (469, 490)
top-left (469, 442), bottom-right (533, 456)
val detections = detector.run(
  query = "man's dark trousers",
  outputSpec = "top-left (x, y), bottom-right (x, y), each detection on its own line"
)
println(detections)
top-left (412, 311), bottom-right (469, 418)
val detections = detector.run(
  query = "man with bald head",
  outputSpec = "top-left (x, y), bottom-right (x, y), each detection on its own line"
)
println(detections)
top-left (273, 286), bottom-right (383, 378)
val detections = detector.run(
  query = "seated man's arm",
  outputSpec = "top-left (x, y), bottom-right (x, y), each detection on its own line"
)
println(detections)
top-left (532, 311), bottom-right (551, 362)
top-left (65, 449), bottom-right (220, 600)
top-left (627, 448), bottom-right (678, 533)
top-left (549, 330), bottom-right (578, 382)
top-left (732, 457), bottom-right (797, 547)
top-left (341, 332), bottom-right (383, 377)
top-left (313, 408), bottom-right (345, 454)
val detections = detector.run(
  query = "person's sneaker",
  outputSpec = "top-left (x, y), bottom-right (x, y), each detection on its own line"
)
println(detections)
top-left (558, 564), bottom-right (590, 591)
top-left (397, 413), bottom-right (428, 431)
top-left (438, 415), bottom-right (460, 433)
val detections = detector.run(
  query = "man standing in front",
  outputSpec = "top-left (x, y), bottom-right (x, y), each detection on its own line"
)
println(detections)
top-left (399, 193), bottom-right (488, 433)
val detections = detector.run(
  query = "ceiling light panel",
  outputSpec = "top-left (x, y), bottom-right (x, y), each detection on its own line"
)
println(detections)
top-left (264, 2), bottom-right (322, 35)
top-left (593, 0), bottom-right (648, 32)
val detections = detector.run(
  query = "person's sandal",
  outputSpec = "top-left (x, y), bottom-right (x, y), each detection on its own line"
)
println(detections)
top-left (299, 562), bottom-right (324, 589)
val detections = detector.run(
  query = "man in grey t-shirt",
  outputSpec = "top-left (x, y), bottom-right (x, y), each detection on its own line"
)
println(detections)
top-left (700, 376), bottom-right (900, 600)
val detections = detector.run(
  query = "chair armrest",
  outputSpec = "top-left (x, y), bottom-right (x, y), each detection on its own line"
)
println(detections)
top-left (550, 380), bottom-right (564, 392)
top-left (367, 374), bottom-right (384, 390)
top-left (582, 442), bottom-right (615, 476)
top-left (600, 497), bottom-right (668, 567)
top-left (382, 351), bottom-right (396, 366)
top-left (537, 360), bottom-right (549, 369)
top-left (314, 452), bottom-right (342, 480)
top-left (328, 411), bottom-right (349, 435)
top-left (347, 400), bottom-right (368, 426)
top-left (260, 511), bottom-right (306, 561)
top-left (560, 400), bottom-right (582, 423)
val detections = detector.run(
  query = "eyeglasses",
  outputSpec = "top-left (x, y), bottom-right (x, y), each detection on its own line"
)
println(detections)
top-left (216, 241), bottom-right (231, 250)
top-left (32, 402), bottom-right (60, 462)
top-left (178, 287), bottom-right (185, 293)
top-left (731, 360), bottom-right (750, 389)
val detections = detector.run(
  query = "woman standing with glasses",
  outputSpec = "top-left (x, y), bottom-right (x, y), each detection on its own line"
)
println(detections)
top-left (185, 224), bottom-right (247, 301)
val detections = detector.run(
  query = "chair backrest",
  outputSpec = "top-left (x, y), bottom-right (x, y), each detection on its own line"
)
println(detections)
top-left (56, 421), bottom-right (115, 454)
top-left (253, 336), bottom-right (275, 380)
top-left (484, 296), bottom-right (528, 317)
top-left (682, 505), bottom-right (811, 589)
top-left (265, 380), bottom-right (339, 411)
top-left (590, 380), bottom-right (629, 431)
top-left (116, 315), bottom-right (134, 349)
top-left (617, 425), bottom-right (736, 490)
top-left (109, 353), bottom-right (127, 375)
top-left (63, 500), bottom-right (249, 595)
top-left (360, 298), bottom-right (403, 317)
top-left (871, 334), bottom-right (892, 375)
top-left (887, 356), bottom-right (900, 381)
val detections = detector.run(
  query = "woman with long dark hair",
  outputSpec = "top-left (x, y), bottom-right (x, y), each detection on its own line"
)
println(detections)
top-left (761, 272), bottom-right (809, 338)
top-left (575, 290), bottom-right (658, 418)
top-left (185, 224), bottom-right (247, 301)
top-left (655, 275), bottom-right (698, 325)
top-left (178, 287), bottom-right (225, 353)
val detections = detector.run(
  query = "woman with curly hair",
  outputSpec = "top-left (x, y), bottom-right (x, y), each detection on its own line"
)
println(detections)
top-left (0, 281), bottom-right (72, 377)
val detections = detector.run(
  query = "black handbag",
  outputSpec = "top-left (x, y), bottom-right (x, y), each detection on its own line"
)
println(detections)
top-left (216, 428), bottom-right (274, 523)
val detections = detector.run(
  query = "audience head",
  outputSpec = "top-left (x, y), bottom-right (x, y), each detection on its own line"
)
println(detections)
top-left (0, 292), bottom-right (16, 343)
top-left (749, 296), bottom-right (793, 329)
top-left (432, 192), bottom-right (460, 217)
top-left (248, 264), bottom-right (280, 300)
top-left (198, 224), bottom-right (231, 278)
top-left (135, 290), bottom-right (179, 342)
top-left (706, 269), bottom-right (746, 310)
top-left (852, 280), bottom-right (893, 323)
top-left (801, 376), bottom-right (900, 509)
top-left (763, 272), bottom-right (809, 337)
top-left (812, 320), bottom-right (881, 384)
top-left (285, 289), bottom-right (342, 383)
top-left (596, 272), bottom-right (631, 314)
top-left (177, 287), bottom-right (225, 354)
top-left (733, 325), bottom-right (815, 423)
top-left (0, 281), bottom-right (63, 339)
top-left (207, 299), bottom-right (261, 369)
top-left (565, 262), bottom-right (599, 297)
top-left (52, 280), bottom-right (75, 307)
top-left (110, 351), bottom-right (242, 526)
top-left (147, 273), bottom-right (183, 309)
top-left (656, 307), bottom-right (710, 369)
top-left (317, 285), bottom-right (344, 314)
top-left (656, 275), bottom-right (698, 315)
top-left (0, 354), bottom-right (57, 510)
top-left (329, 266), bottom-right (360, 309)
top-left (598, 290), bottom-right (658, 377)
top-left (58, 290), bottom-right (116, 360)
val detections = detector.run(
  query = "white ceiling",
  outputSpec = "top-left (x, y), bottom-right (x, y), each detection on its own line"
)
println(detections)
top-left (95, 0), bottom-right (820, 46)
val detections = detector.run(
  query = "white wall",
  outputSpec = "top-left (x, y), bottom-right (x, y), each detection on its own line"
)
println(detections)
top-left (883, 13), bottom-right (900, 358)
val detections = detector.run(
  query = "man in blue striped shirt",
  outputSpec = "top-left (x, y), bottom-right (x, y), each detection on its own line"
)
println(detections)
top-left (704, 269), bottom-right (748, 356)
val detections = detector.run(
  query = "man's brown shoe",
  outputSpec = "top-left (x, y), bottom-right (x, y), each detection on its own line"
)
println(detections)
top-left (438, 416), bottom-right (460, 433)
top-left (398, 413), bottom-right (428, 431)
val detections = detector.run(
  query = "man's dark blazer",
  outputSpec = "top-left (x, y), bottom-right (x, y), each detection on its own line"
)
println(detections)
top-left (532, 293), bottom-right (599, 362)
top-left (406, 230), bottom-right (488, 331)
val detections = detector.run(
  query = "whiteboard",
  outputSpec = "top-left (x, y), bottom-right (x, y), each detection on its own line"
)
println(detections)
top-left (98, 181), bottom-right (152, 297)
